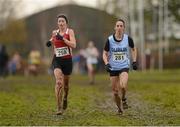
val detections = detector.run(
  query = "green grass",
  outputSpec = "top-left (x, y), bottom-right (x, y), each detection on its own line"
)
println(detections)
top-left (0, 70), bottom-right (180, 125)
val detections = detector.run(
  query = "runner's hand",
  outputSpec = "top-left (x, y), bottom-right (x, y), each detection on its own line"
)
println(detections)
top-left (46, 41), bottom-right (52, 47)
top-left (56, 33), bottom-right (63, 40)
top-left (105, 63), bottom-right (112, 72)
top-left (132, 62), bottom-right (137, 70)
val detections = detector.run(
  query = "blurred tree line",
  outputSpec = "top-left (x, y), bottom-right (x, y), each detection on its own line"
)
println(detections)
top-left (168, 0), bottom-right (180, 22)
top-left (0, 0), bottom-right (17, 29)
top-left (96, 0), bottom-right (179, 23)
top-left (0, 0), bottom-right (27, 56)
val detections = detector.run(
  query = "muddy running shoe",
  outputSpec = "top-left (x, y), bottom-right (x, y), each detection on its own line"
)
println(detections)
top-left (117, 108), bottom-right (123, 115)
top-left (63, 99), bottom-right (67, 110)
top-left (56, 110), bottom-right (63, 115)
top-left (122, 98), bottom-right (128, 109)
top-left (89, 81), bottom-right (94, 85)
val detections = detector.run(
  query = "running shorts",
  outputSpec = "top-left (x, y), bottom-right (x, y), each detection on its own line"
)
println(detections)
top-left (52, 57), bottom-right (72, 75)
top-left (109, 68), bottom-right (129, 76)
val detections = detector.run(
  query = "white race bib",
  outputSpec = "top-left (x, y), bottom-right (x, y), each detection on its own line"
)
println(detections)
top-left (55, 47), bottom-right (70, 57)
top-left (112, 52), bottom-right (126, 62)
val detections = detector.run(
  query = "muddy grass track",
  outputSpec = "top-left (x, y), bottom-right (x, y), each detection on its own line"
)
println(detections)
top-left (0, 70), bottom-right (180, 125)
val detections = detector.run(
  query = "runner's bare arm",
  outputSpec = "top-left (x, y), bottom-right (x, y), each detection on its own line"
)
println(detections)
top-left (103, 50), bottom-right (109, 65)
top-left (50, 31), bottom-right (56, 58)
top-left (48, 30), bottom-right (57, 42)
top-left (130, 47), bottom-right (137, 62)
top-left (63, 29), bottom-right (76, 48)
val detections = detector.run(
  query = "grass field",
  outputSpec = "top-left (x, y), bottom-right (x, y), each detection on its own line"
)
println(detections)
top-left (0, 70), bottom-right (180, 126)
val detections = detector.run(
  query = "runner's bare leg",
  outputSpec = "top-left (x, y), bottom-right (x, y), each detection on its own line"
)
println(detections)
top-left (54, 68), bottom-right (64, 114)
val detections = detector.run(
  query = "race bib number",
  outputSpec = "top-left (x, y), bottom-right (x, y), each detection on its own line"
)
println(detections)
top-left (113, 52), bottom-right (126, 62)
top-left (55, 47), bottom-right (70, 57)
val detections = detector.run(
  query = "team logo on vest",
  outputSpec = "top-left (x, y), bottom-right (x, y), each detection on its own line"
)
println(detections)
top-left (111, 47), bottom-right (127, 52)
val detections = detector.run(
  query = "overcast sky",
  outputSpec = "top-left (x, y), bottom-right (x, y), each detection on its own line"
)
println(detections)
top-left (18, 0), bottom-right (97, 17)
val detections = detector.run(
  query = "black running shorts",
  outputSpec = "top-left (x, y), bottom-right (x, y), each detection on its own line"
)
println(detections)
top-left (52, 57), bottom-right (72, 75)
top-left (109, 68), bottom-right (129, 76)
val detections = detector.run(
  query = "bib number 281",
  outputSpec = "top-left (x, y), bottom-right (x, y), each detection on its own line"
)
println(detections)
top-left (113, 52), bottom-right (126, 61)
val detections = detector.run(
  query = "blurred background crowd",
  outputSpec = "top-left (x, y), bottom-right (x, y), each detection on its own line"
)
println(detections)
top-left (0, 0), bottom-right (179, 77)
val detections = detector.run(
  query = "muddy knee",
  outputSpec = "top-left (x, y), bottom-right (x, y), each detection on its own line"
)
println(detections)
top-left (113, 90), bottom-right (119, 97)
top-left (120, 83), bottom-right (126, 89)
top-left (56, 79), bottom-right (63, 89)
